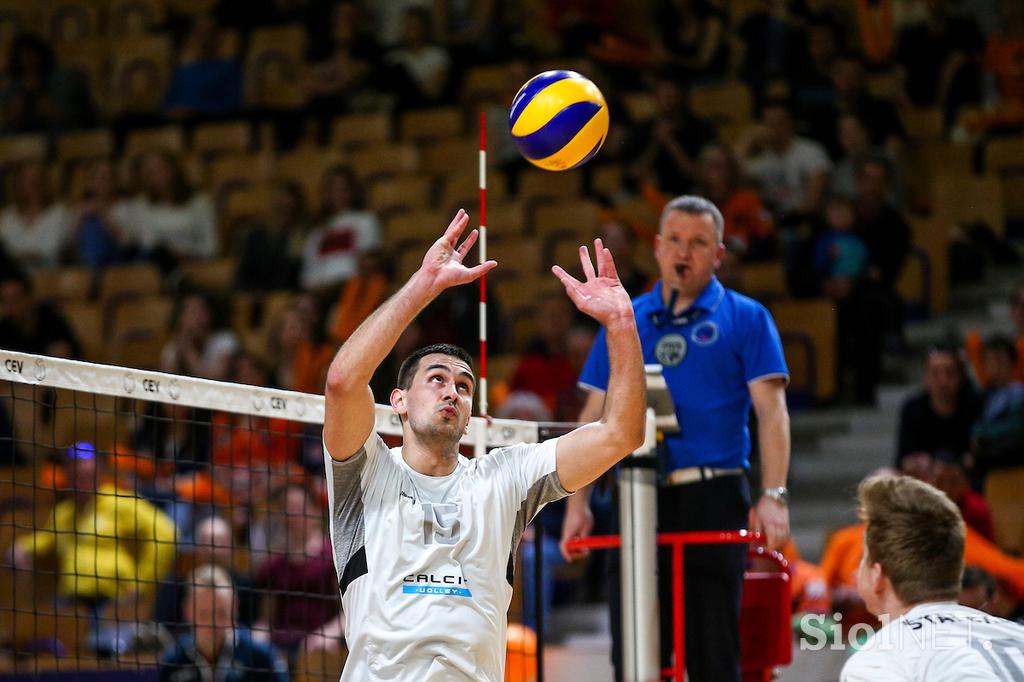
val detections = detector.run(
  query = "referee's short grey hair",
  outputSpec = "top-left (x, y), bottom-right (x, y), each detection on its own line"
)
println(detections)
top-left (659, 195), bottom-right (725, 245)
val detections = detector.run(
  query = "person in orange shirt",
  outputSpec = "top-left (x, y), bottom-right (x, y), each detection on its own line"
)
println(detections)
top-left (965, 282), bottom-right (1024, 386)
top-left (697, 142), bottom-right (776, 261)
top-left (266, 297), bottom-right (335, 394)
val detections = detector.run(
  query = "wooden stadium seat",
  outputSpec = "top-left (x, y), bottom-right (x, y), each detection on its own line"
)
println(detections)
top-left (179, 258), bottom-right (237, 292)
top-left (901, 107), bottom-right (944, 140)
top-left (592, 164), bottom-right (622, 196)
top-left (622, 92), bottom-right (657, 123)
top-left (866, 70), bottom-right (901, 101)
top-left (461, 63), bottom-right (519, 101)
top-left (109, 0), bottom-right (166, 36)
top-left (245, 25), bottom-right (307, 109)
top-left (368, 175), bottom-right (434, 214)
top-left (984, 134), bottom-right (1024, 175)
top-left (0, 2), bottom-right (38, 52)
top-left (768, 298), bottom-right (837, 404)
top-left (170, 0), bottom-right (217, 16)
top-left (220, 186), bottom-right (269, 239)
top-left (124, 125), bottom-right (185, 157)
top-left (420, 137), bottom-right (479, 175)
top-left (532, 200), bottom-right (601, 235)
top-left (485, 201), bottom-right (526, 236)
top-left (931, 172), bottom-right (1005, 237)
top-left (109, 36), bottom-right (172, 115)
top-left (737, 260), bottom-right (787, 301)
top-left (273, 147), bottom-right (347, 206)
top-left (518, 169), bottom-right (582, 203)
top-left (330, 112), bottom-right (392, 150)
top-left (44, 0), bottom-right (101, 43)
top-left (508, 303), bottom-right (539, 353)
top-left (897, 218), bottom-right (950, 317)
top-left (56, 129), bottom-right (114, 163)
top-left (1003, 176), bottom-right (1024, 221)
top-left (191, 120), bottom-right (251, 158)
top-left (350, 143), bottom-right (419, 180)
top-left (62, 301), bottom-right (104, 362)
top-left (983, 467), bottom-right (1024, 554)
top-left (385, 209), bottom-right (445, 248)
top-left (488, 236), bottom-right (543, 276)
top-left (399, 107), bottom-right (465, 143)
top-left (98, 262), bottom-right (162, 306)
top-left (54, 39), bottom-right (108, 112)
top-left (690, 81), bottom-right (754, 126)
top-left (109, 295), bottom-right (173, 364)
top-left (0, 135), bottom-right (47, 166)
top-left (31, 267), bottom-right (94, 303)
top-left (439, 171), bottom-right (508, 213)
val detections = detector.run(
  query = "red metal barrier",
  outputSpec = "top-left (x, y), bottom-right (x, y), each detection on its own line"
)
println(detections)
top-left (565, 531), bottom-right (792, 681)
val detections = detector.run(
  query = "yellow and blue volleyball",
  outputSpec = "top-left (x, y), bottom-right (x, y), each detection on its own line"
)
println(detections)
top-left (509, 70), bottom-right (609, 172)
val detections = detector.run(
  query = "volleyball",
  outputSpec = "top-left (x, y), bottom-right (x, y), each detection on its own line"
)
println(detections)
top-left (509, 70), bottom-right (609, 172)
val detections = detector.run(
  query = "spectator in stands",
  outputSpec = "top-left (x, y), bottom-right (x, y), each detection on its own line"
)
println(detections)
top-left (158, 564), bottom-right (288, 682)
top-left (0, 161), bottom-right (73, 271)
top-left (814, 194), bottom-right (868, 293)
top-left (0, 267), bottom-right (80, 358)
top-left (74, 159), bottom-right (129, 268)
top-left (327, 249), bottom-right (392, 345)
top-left (963, 0), bottom-right (1024, 133)
top-left (738, 98), bottom-right (832, 223)
top-left (970, 334), bottom-right (1024, 476)
top-left (435, 0), bottom-right (500, 59)
top-left (160, 293), bottom-right (239, 381)
top-left (853, 156), bottom-right (910, 350)
top-left (830, 114), bottom-right (875, 200)
top-left (384, 7), bottom-right (451, 107)
top-left (959, 566), bottom-right (998, 612)
top-left (896, 345), bottom-right (982, 467)
top-left (894, 0), bottom-right (984, 125)
top-left (299, 166), bottom-right (382, 294)
top-left (932, 449), bottom-right (996, 540)
top-left (599, 220), bottom-right (651, 296)
top-left (369, 319), bottom-right (422, 404)
top-left (791, 12), bottom-right (845, 114)
top-left (155, 515), bottom-right (259, 636)
top-left (253, 483), bottom-right (343, 659)
top-left (115, 151), bottom-right (219, 268)
top-left (736, 0), bottom-right (805, 89)
top-left (10, 443), bottom-right (177, 645)
top-left (697, 142), bottom-right (776, 261)
top-left (651, 0), bottom-right (729, 81)
top-left (265, 301), bottom-right (334, 394)
top-left (966, 281), bottom-right (1024, 384)
top-left (0, 32), bottom-right (96, 133)
top-left (806, 52), bottom-right (906, 159)
top-left (235, 180), bottom-right (305, 292)
top-left (624, 69), bottom-right (717, 196)
top-left (163, 14), bottom-right (243, 120)
top-left (307, 0), bottom-right (379, 123)
top-left (509, 293), bottom-right (580, 415)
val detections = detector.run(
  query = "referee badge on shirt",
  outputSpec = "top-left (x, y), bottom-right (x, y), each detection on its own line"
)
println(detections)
top-left (655, 333), bottom-right (687, 367)
top-left (691, 321), bottom-right (720, 346)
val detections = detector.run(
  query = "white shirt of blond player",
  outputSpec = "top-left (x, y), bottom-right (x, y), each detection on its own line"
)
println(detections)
top-left (324, 431), bottom-right (568, 681)
top-left (841, 601), bottom-right (1024, 681)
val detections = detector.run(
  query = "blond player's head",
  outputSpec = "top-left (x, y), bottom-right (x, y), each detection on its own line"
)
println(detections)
top-left (856, 475), bottom-right (964, 614)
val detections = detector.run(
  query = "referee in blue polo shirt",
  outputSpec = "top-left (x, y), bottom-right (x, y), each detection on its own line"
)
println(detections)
top-left (562, 195), bottom-right (791, 682)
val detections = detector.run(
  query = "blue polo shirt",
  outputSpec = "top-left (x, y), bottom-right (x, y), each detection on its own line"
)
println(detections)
top-left (579, 277), bottom-right (788, 471)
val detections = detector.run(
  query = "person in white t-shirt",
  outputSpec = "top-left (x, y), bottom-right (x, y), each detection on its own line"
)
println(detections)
top-left (322, 209), bottom-right (645, 681)
top-left (0, 161), bottom-right (72, 270)
top-left (841, 475), bottom-right (1024, 682)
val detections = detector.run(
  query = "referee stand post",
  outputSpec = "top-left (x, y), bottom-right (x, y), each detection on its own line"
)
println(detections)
top-left (619, 365), bottom-right (678, 682)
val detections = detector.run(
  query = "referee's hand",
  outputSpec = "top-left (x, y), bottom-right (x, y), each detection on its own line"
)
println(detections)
top-left (750, 495), bottom-right (790, 551)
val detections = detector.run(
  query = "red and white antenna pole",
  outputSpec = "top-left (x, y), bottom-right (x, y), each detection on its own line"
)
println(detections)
top-left (476, 111), bottom-right (488, 456)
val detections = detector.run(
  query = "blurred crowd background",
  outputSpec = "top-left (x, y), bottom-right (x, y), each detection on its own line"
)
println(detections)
top-left (0, 0), bottom-right (1023, 678)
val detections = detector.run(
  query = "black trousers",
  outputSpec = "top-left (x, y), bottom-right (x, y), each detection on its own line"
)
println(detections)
top-left (608, 475), bottom-right (750, 682)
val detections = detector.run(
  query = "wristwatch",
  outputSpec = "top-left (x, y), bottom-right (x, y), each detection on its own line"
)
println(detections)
top-left (761, 486), bottom-right (790, 505)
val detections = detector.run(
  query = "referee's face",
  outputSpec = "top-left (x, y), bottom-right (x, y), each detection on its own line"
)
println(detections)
top-left (655, 211), bottom-right (724, 303)
top-left (396, 353), bottom-right (474, 446)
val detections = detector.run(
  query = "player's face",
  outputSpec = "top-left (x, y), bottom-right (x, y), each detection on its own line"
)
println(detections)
top-left (655, 211), bottom-right (724, 301)
top-left (394, 353), bottom-right (474, 446)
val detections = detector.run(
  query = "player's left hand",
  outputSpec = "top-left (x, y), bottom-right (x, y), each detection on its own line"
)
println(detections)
top-left (552, 239), bottom-right (633, 326)
top-left (750, 495), bottom-right (790, 551)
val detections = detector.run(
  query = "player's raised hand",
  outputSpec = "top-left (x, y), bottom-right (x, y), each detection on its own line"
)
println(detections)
top-left (552, 239), bottom-right (634, 326)
top-left (419, 209), bottom-right (497, 294)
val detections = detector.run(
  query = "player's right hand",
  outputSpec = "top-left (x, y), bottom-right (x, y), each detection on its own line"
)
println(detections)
top-left (559, 500), bottom-right (595, 562)
top-left (552, 239), bottom-right (634, 327)
top-left (418, 209), bottom-right (496, 295)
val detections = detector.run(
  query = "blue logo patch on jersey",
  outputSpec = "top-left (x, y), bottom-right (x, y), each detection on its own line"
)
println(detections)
top-left (691, 321), bottom-right (719, 346)
top-left (402, 585), bottom-right (473, 597)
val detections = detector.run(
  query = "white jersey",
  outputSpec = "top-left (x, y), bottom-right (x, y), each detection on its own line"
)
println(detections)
top-left (841, 601), bottom-right (1024, 681)
top-left (324, 432), bottom-right (568, 681)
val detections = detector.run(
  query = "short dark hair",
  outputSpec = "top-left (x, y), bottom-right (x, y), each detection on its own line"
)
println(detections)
top-left (397, 343), bottom-right (475, 391)
top-left (984, 334), bottom-right (1018, 362)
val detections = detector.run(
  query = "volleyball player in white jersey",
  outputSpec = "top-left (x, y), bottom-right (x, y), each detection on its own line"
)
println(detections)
top-left (322, 209), bottom-right (645, 681)
top-left (842, 475), bottom-right (1024, 682)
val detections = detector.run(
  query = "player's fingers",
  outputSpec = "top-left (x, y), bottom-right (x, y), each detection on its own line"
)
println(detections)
top-left (578, 245), bottom-right (596, 280)
top-left (551, 264), bottom-right (581, 288)
top-left (594, 238), bottom-right (607, 278)
top-left (602, 247), bottom-right (620, 281)
top-left (456, 229), bottom-right (479, 259)
top-left (465, 260), bottom-right (497, 279)
top-left (444, 209), bottom-right (469, 243)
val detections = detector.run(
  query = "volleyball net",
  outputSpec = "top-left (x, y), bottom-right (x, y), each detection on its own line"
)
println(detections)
top-left (0, 349), bottom-right (547, 680)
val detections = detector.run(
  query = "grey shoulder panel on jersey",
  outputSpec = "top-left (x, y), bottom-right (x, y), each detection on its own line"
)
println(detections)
top-left (505, 470), bottom-right (568, 586)
top-left (327, 446), bottom-right (369, 594)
